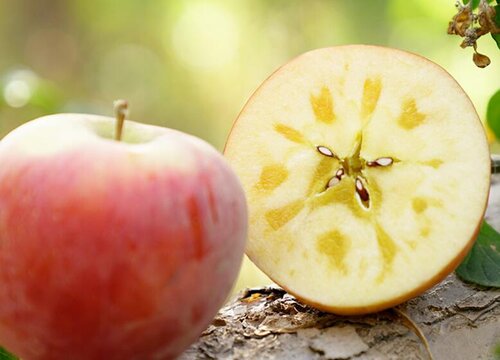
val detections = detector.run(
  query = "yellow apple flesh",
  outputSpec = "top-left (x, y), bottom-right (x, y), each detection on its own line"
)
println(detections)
top-left (225, 45), bottom-right (490, 315)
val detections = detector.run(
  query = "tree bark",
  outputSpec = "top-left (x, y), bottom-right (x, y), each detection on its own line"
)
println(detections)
top-left (181, 174), bottom-right (500, 360)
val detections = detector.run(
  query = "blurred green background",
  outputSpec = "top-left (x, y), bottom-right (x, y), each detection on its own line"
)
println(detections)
top-left (0, 0), bottom-right (498, 292)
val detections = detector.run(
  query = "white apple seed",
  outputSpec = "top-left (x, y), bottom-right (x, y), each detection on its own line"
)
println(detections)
top-left (367, 157), bottom-right (394, 167)
top-left (355, 176), bottom-right (370, 203)
top-left (316, 145), bottom-right (335, 158)
top-left (327, 176), bottom-right (341, 188)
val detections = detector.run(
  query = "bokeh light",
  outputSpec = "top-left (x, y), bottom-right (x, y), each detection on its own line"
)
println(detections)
top-left (171, 2), bottom-right (239, 71)
top-left (2, 70), bottom-right (38, 108)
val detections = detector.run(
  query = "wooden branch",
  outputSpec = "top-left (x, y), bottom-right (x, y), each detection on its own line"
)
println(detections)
top-left (181, 174), bottom-right (500, 360)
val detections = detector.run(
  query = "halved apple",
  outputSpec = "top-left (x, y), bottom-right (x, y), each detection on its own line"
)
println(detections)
top-left (225, 45), bottom-right (491, 315)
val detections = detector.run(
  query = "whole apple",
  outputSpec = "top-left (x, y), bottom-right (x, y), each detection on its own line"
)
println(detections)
top-left (0, 106), bottom-right (247, 359)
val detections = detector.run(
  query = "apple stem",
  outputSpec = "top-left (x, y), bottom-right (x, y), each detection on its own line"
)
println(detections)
top-left (113, 99), bottom-right (129, 141)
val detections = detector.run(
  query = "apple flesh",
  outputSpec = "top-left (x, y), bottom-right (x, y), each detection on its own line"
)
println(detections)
top-left (0, 114), bottom-right (247, 359)
top-left (225, 45), bottom-right (490, 315)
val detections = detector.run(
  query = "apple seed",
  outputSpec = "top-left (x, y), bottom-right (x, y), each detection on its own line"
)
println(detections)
top-left (367, 157), bottom-right (394, 167)
top-left (325, 167), bottom-right (346, 189)
top-left (316, 145), bottom-right (336, 158)
top-left (355, 176), bottom-right (370, 205)
top-left (327, 176), bottom-right (341, 189)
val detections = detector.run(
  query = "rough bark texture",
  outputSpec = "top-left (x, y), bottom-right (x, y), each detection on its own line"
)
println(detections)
top-left (181, 174), bottom-right (500, 360)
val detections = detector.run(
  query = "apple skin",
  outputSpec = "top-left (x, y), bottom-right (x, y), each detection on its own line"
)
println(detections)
top-left (0, 115), bottom-right (247, 360)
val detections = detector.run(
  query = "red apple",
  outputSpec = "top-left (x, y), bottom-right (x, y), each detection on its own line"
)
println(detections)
top-left (0, 106), bottom-right (247, 359)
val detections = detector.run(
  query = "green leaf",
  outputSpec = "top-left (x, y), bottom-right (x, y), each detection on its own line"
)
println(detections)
top-left (0, 347), bottom-right (18, 360)
top-left (493, 33), bottom-right (500, 49)
top-left (463, 0), bottom-right (496, 9)
top-left (492, 5), bottom-right (500, 50)
top-left (487, 89), bottom-right (500, 139)
top-left (463, 0), bottom-right (481, 9)
top-left (456, 222), bottom-right (500, 287)
top-left (494, 342), bottom-right (500, 360)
